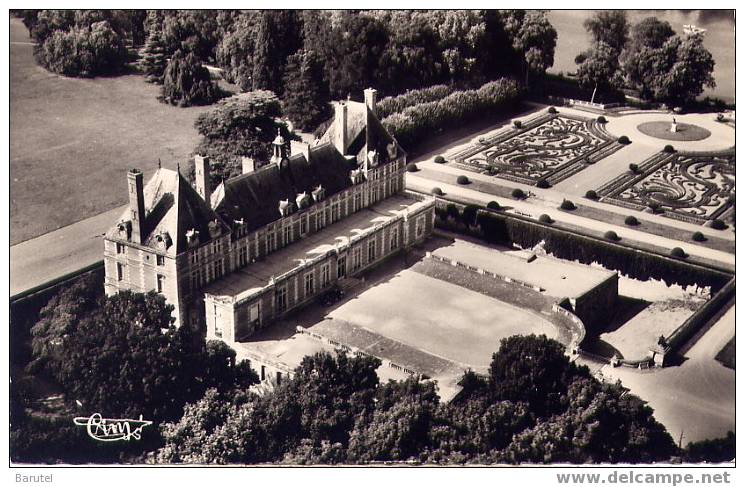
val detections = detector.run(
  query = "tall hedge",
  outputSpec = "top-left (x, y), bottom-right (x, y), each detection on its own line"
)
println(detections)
top-left (376, 84), bottom-right (457, 119)
top-left (470, 207), bottom-right (731, 291)
top-left (381, 78), bottom-right (522, 149)
top-left (161, 50), bottom-right (220, 107)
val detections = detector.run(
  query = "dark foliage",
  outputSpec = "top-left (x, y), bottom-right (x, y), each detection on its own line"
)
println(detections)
top-left (663, 144), bottom-right (676, 153)
top-left (487, 200), bottom-right (501, 210)
top-left (709, 219), bottom-right (727, 230)
top-left (604, 230), bottom-right (620, 241)
top-left (683, 431), bottom-right (735, 463)
top-left (618, 135), bottom-right (631, 144)
top-left (431, 187), bottom-right (444, 196)
top-left (513, 120), bottom-right (523, 129)
top-left (281, 50), bottom-right (330, 131)
top-left (560, 199), bottom-right (576, 211)
top-left (161, 50), bottom-right (220, 107)
top-left (624, 215), bottom-right (639, 226)
top-left (434, 155), bottom-right (446, 164)
top-left (691, 231), bottom-right (706, 242)
top-left (456, 175), bottom-right (470, 185)
top-left (406, 163), bottom-right (419, 172)
top-left (536, 178), bottom-right (551, 189)
top-left (670, 247), bottom-right (687, 259)
top-left (511, 188), bottom-right (526, 199)
top-left (538, 214), bottom-right (553, 224)
top-left (597, 115), bottom-right (607, 123)
top-left (585, 190), bottom-right (599, 200)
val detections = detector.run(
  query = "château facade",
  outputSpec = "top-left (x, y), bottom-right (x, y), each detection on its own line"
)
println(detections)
top-left (104, 88), bottom-right (435, 344)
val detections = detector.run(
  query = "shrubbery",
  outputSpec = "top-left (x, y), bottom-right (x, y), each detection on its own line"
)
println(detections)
top-left (376, 84), bottom-right (457, 119)
top-left (604, 230), bottom-right (620, 241)
top-left (548, 106), bottom-right (558, 114)
top-left (709, 219), bottom-right (727, 230)
top-left (406, 162), bottom-right (419, 172)
top-left (585, 190), bottom-right (599, 200)
top-left (513, 120), bottom-right (523, 129)
top-left (381, 78), bottom-right (522, 149)
top-left (487, 201), bottom-right (500, 210)
top-left (34, 21), bottom-right (127, 77)
top-left (691, 231), bottom-right (706, 242)
top-left (670, 247), bottom-right (687, 259)
top-left (618, 135), bottom-right (631, 144)
top-left (597, 115), bottom-right (607, 123)
top-left (434, 155), bottom-right (446, 164)
top-left (511, 188), bottom-right (526, 199)
top-left (536, 178), bottom-right (551, 189)
top-left (538, 214), bottom-right (553, 224)
top-left (456, 175), bottom-right (470, 185)
top-left (625, 215), bottom-right (639, 226)
top-left (560, 199), bottom-right (576, 211)
top-left (162, 50), bottom-right (221, 107)
top-left (431, 187), bottom-right (443, 196)
top-left (629, 163), bottom-right (640, 174)
top-left (663, 144), bottom-right (676, 153)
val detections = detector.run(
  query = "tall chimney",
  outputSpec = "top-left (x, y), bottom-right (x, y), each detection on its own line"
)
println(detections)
top-left (290, 140), bottom-right (311, 162)
top-left (194, 154), bottom-right (211, 203)
top-left (241, 156), bottom-right (256, 174)
top-left (334, 102), bottom-right (348, 155)
top-left (364, 88), bottom-right (378, 117)
top-left (127, 168), bottom-right (146, 244)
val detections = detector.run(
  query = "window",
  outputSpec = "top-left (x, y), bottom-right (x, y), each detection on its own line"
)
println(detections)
top-left (156, 274), bottom-right (165, 293)
top-left (156, 254), bottom-right (165, 266)
top-left (317, 209), bottom-right (325, 230)
top-left (300, 215), bottom-right (308, 235)
top-left (213, 304), bottom-right (221, 338)
top-left (261, 365), bottom-right (266, 381)
top-left (321, 263), bottom-right (330, 287)
top-left (191, 251), bottom-right (199, 265)
top-left (191, 270), bottom-right (200, 291)
top-left (304, 272), bottom-right (315, 297)
top-left (266, 230), bottom-right (275, 253)
top-left (276, 371), bottom-right (282, 385)
top-left (276, 286), bottom-right (288, 312)
top-left (214, 259), bottom-right (223, 279)
top-left (353, 192), bottom-right (362, 212)
top-left (390, 227), bottom-right (399, 251)
top-left (248, 303), bottom-right (260, 326)
top-left (283, 224), bottom-right (292, 246)
top-left (239, 246), bottom-right (248, 267)
top-left (416, 216), bottom-right (425, 238)
top-left (332, 202), bottom-right (340, 222)
top-left (352, 247), bottom-right (362, 271)
top-left (368, 239), bottom-right (376, 262)
top-left (116, 242), bottom-right (125, 254)
top-left (337, 256), bottom-right (347, 279)
top-left (116, 262), bottom-right (124, 281)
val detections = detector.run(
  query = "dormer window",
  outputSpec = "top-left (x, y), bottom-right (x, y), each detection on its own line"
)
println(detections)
top-left (186, 228), bottom-right (200, 248)
top-left (350, 169), bottom-right (365, 185)
top-left (155, 231), bottom-right (172, 250)
top-left (312, 185), bottom-right (325, 201)
top-left (367, 150), bottom-right (379, 167)
top-left (386, 142), bottom-right (397, 160)
top-left (296, 192), bottom-right (312, 210)
top-left (279, 199), bottom-right (293, 217)
top-left (117, 221), bottom-right (131, 239)
top-left (208, 219), bottom-right (222, 239)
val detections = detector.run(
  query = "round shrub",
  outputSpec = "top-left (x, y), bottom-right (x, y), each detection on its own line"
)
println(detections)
top-left (597, 115), bottom-right (607, 123)
top-left (716, 113), bottom-right (725, 122)
top-left (670, 247), bottom-right (687, 258)
top-left (486, 201), bottom-right (500, 210)
top-left (513, 120), bottom-right (522, 129)
top-left (406, 163), bottom-right (419, 172)
top-left (511, 188), bottom-right (526, 200)
top-left (456, 175), bottom-right (470, 185)
top-left (431, 187), bottom-right (443, 196)
top-left (629, 163), bottom-right (640, 174)
top-left (709, 219), bottom-right (727, 230)
top-left (585, 190), bottom-right (599, 200)
top-left (548, 106), bottom-right (558, 114)
top-left (691, 231), bottom-right (706, 242)
top-left (560, 199), bottom-right (576, 211)
top-left (604, 230), bottom-right (620, 241)
top-left (536, 179), bottom-right (551, 189)
top-left (434, 155), bottom-right (446, 164)
top-left (663, 144), bottom-right (675, 153)
top-left (624, 215), bottom-right (639, 226)
top-left (538, 214), bottom-right (553, 224)
top-left (618, 135), bottom-right (631, 145)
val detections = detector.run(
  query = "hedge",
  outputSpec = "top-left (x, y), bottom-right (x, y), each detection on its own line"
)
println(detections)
top-left (434, 155), bottom-right (446, 164)
top-left (511, 188), bottom-right (526, 199)
top-left (624, 215), bottom-right (639, 226)
top-left (382, 78), bottom-right (523, 150)
top-left (536, 179), bottom-right (551, 189)
top-left (472, 209), bottom-right (730, 290)
top-left (376, 84), bottom-right (457, 119)
top-left (431, 187), bottom-right (443, 196)
top-left (456, 175), bottom-right (470, 185)
top-left (560, 199), bottom-right (576, 211)
top-left (585, 190), bottom-right (599, 200)
top-left (692, 231), bottom-right (706, 242)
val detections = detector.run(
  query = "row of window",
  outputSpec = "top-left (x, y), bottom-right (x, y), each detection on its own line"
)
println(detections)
top-left (115, 242), bottom-right (167, 267)
top-left (115, 262), bottom-right (166, 293)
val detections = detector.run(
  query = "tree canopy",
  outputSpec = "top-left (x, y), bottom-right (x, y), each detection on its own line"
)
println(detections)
top-left (161, 49), bottom-right (220, 107)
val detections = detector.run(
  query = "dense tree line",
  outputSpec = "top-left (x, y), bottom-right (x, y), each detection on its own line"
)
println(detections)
top-left (156, 335), bottom-right (677, 464)
top-left (575, 11), bottom-right (716, 106)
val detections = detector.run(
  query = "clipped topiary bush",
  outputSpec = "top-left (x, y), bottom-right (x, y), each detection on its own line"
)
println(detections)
top-left (511, 188), bottom-right (526, 200)
top-left (513, 120), bottom-right (522, 129)
top-left (538, 214), bottom-right (553, 224)
top-left (487, 201), bottom-right (500, 210)
top-left (629, 163), bottom-right (640, 174)
top-left (434, 155), bottom-right (446, 164)
top-left (624, 215), bottom-right (639, 226)
top-left (560, 199), bottom-right (576, 211)
top-left (604, 230), bottom-right (620, 241)
top-left (431, 187), bottom-right (443, 196)
top-left (709, 219), bottom-right (727, 230)
top-left (406, 162), bottom-right (419, 172)
top-left (597, 115), bottom-right (607, 123)
top-left (663, 144), bottom-right (675, 153)
top-left (618, 135), bottom-right (631, 144)
top-left (716, 113), bottom-right (725, 122)
top-left (548, 106), bottom-right (558, 114)
top-left (585, 190), bottom-right (599, 200)
top-left (536, 179), bottom-right (551, 189)
top-left (646, 202), bottom-right (662, 214)
top-left (670, 247), bottom-right (687, 258)
top-left (691, 231), bottom-right (706, 242)
top-left (456, 175), bottom-right (470, 185)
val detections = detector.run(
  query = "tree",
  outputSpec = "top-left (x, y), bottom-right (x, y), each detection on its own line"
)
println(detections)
top-left (251, 10), bottom-right (303, 94)
top-left (655, 33), bottom-right (716, 105)
top-left (576, 41), bottom-right (624, 103)
top-left (215, 12), bottom-right (261, 90)
top-left (488, 334), bottom-right (589, 417)
top-left (161, 49), bottom-right (220, 107)
top-left (192, 90), bottom-right (285, 185)
top-left (53, 290), bottom-right (254, 422)
top-left (583, 10), bottom-right (629, 54)
top-left (503, 10), bottom-right (557, 87)
top-left (140, 25), bottom-right (168, 83)
top-left (281, 50), bottom-right (330, 131)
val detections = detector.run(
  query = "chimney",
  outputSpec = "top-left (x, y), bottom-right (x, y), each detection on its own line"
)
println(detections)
top-left (290, 140), bottom-right (311, 162)
top-left (364, 88), bottom-right (378, 117)
top-left (194, 154), bottom-right (211, 203)
top-left (334, 101), bottom-right (348, 154)
top-left (241, 156), bottom-right (256, 174)
top-left (127, 168), bottom-right (146, 244)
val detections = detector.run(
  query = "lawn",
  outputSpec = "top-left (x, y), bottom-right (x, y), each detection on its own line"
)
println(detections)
top-left (10, 18), bottom-right (216, 245)
top-left (325, 268), bottom-right (559, 370)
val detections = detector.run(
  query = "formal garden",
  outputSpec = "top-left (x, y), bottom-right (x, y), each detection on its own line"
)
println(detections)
top-left (597, 151), bottom-right (736, 226)
top-left (450, 111), bottom-right (623, 186)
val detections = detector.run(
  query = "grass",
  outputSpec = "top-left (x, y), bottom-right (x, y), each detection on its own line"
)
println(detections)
top-left (10, 18), bottom-right (224, 245)
top-left (715, 337), bottom-right (735, 370)
top-left (637, 121), bottom-right (712, 142)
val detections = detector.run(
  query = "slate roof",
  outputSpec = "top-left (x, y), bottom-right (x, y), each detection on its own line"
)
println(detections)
top-left (107, 168), bottom-right (229, 256)
top-left (211, 142), bottom-right (356, 232)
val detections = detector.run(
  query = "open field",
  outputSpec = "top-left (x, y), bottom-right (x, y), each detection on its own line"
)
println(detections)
top-left (10, 18), bottom-right (214, 245)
